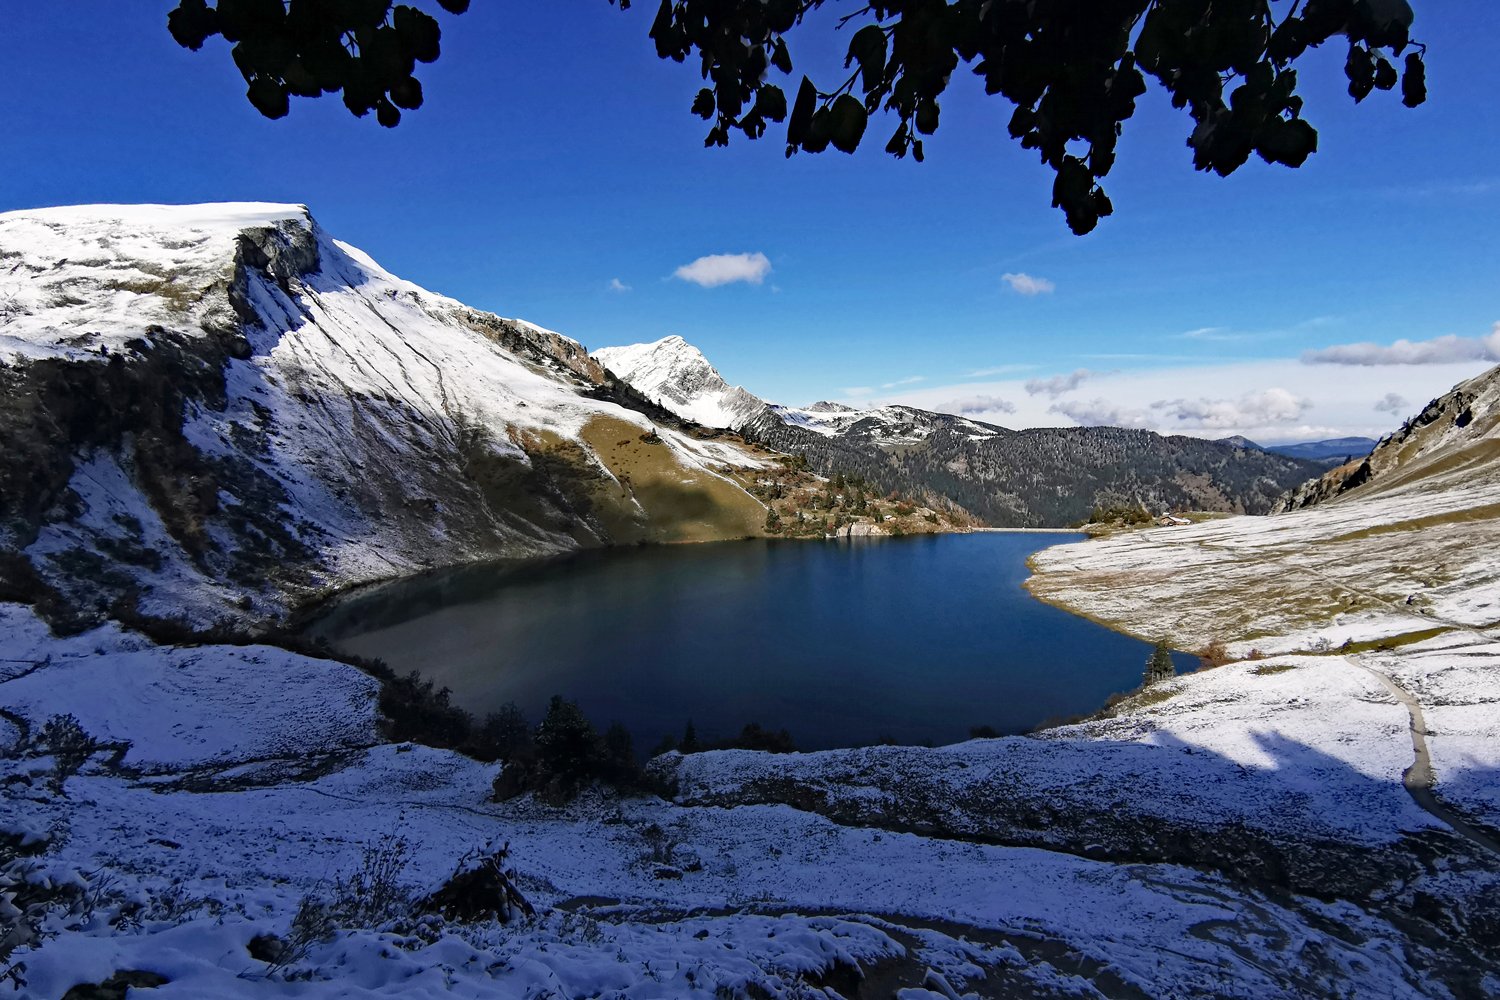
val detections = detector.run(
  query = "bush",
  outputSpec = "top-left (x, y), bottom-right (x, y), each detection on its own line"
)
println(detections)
top-left (1089, 504), bottom-right (1153, 525)
top-left (422, 843), bottom-right (534, 924)
top-left (1197, 639), bottom-right (1232, 670)
top-left (468, 703), bottom-right (531, 762)
top-left (969, 725), bottom-right (1000, 739)
top-left (492, 696), bottom-right (647, 805)
top-left (719, 722), bottom-right (797, 753)
top-left (378, 672), bottom-right (472, 750)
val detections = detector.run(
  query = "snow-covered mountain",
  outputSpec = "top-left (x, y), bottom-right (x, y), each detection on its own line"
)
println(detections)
top-left (590, 335), bottom-right (768, 432)
top-left (769, 400), bottom-right (1006, 445)
top-left (0, 205), bottom-right (771, 632)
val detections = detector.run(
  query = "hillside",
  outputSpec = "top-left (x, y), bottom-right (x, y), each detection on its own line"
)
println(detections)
top-left (1275, 365), bottom-right (1500, 513)
top-left (593, 336), bottom-right (1326, 525)
top-left (0, 205), bottom-right (775, 634)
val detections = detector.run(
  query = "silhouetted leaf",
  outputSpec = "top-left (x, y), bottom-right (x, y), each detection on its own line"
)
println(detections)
top-left (246, 76), bottom-right (289, 119)
top-left (1402, 52), bottom-right (1426, 107)
top-left (389, 75), bottom-right (424, 109)
top-left (786, 75), bottom-right (816, 148)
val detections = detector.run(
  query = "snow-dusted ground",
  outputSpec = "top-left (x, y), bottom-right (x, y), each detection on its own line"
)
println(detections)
top-left (4, 599), bottom-right (1492, 999)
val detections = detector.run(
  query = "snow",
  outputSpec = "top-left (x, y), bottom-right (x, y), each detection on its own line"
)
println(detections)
top-left (0, 203), bottom-right (310, 361)
top-left (591, 335), bottom-right (768, 431)
top-left (2, 591), bottom-right (1492, 997)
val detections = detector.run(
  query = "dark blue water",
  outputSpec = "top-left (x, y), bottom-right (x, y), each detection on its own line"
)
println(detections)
top-left (309, 533), bottom-right (1190, 751)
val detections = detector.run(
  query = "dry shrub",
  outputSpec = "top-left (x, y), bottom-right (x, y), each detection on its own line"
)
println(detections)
top-left (422, 843), bottom-right (534, 924)
top-left (1197, 639), bottom-right (1232, 670)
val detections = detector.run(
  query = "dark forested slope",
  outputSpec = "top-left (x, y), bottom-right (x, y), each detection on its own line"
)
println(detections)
top-left (741, 407), bottom-right (1324, 527)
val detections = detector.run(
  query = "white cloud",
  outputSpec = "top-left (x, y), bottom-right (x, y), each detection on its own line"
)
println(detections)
top-left (880, 376), bottom-right (924, 388)
top-left (1002, 272), bottom-right (1055, 295)
top-left (966, 364), bottom-right (1034, 377)
top-left (1025, 368), bottom-right (1094, 397)
top-left (817, 355), bottom-right (1494, 442)
top-left (1049, 398), bottom-right (1157, 430)
top-left (937, 395), bottom-right (1017, 416)
top-left (672, 252), bottom-right (772, 288)
top-left (843, 386), bottom-right (875, 397)
top-left (608, 278), bottom-right (631, 292)
top-left (1176, 327), bottom-right (1249, 341)
top-left (1151, 388), bottom-right (1311, 430)
top-left (1302, 323), bottom-right (1500, 365)
top-left (1373, 392), bottom-right (1409, 415)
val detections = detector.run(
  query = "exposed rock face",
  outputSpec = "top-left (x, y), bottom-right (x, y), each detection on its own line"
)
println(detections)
top-left (1274, 365), bottom-right (1500, 513)
top-left (0, 205), bottom-right (771, 633)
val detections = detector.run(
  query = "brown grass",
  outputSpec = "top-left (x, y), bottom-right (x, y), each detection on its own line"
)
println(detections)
top-left (1328, 502), bottom-right (1500, 544)
top-left (107, 276), bottom-right (200, 313)
top-left (578, 416), bottom-right (766, 543)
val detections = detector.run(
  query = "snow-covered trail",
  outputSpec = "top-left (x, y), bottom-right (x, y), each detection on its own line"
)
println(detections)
top-left (1353, 657), bottom-right (1500, 856)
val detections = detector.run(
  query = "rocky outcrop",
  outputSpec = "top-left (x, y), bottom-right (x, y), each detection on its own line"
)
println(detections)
top-left (1274, 364), bottom-right (1500, 512)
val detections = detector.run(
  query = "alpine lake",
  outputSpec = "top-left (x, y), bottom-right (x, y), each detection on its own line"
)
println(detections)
top-left (307, 532), bottom-right (1195, 753)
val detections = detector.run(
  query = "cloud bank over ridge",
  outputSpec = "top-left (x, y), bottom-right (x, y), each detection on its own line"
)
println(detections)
top-left (1302, 324), bottom-right (1500, 365)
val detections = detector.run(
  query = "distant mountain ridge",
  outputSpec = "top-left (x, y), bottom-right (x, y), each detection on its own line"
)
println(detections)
top-left (592, 336), bottom-right (1326, 526)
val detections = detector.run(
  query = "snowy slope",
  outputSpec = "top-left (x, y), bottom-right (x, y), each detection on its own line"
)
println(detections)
top-left (770, 402), bottom-right (1006, 446)
top-left (0, 205), bottom-right (772, 632)
top-left (591, 335), bottom-right (769, 431)
top-left (3, 597), bottom-right (1492, 999)
top-left (1027, 366), bottom-right (1500, 845)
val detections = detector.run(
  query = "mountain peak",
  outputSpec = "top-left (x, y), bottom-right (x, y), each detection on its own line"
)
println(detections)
top-left (591, 336), bottom-right (767, 430)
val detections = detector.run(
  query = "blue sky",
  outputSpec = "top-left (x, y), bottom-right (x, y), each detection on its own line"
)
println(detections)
top-left (3, 1), bottom-right (1498, 441)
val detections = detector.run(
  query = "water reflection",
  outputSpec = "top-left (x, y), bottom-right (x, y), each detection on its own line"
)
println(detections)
top-left (308, 534), bottom-right (1191, 751)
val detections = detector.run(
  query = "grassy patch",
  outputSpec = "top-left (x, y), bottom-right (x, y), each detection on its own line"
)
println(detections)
top-left (106, 276), bottom-right (200, 313)
top-left (580, 416), bottom-right (766, 542)
top-left (1337, 627), bottom-right (1452, 655)
top-left (1328, 503), bottom-right (1500, 544)
top-left (1252, 663), bottom-right (1297, 676)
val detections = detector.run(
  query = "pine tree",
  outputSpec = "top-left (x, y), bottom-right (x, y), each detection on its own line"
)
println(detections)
top-left (680, 720), bottom-right (702, 754)
top-left (1144, 640), bottom-right (1177, 686)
